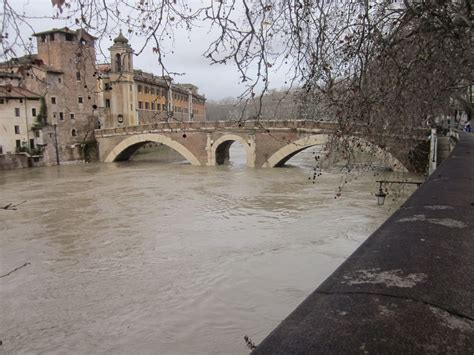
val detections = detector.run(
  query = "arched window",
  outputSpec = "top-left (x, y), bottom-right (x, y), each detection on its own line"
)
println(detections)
top-left (115, 53), bottom-right (122, 72)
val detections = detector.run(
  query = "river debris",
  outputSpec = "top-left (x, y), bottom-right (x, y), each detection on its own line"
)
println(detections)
top-left (2, 201), bottom-right (26, 210)
top-left (0, 262), bottom-right (31, 278)
top-left (244, 335), bottom-right (257, 350)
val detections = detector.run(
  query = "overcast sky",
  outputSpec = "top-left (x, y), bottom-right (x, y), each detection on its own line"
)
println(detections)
top-left (11, 0), bottom-right (292, 100)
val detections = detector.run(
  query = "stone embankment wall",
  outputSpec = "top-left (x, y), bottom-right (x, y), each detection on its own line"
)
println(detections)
top-left (253, 131), bottom-right (474, 354)
top-left (0, 153), bottom-right (32, 169)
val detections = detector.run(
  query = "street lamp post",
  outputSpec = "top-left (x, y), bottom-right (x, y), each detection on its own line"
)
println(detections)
top-left (53, 123), bottom-right (60, 165)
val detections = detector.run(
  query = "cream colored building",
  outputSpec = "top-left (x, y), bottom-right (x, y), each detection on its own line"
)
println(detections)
top-left (97, 32), bottom-right (206, 130)
top-left (0, 73), bottom-right (45, 155)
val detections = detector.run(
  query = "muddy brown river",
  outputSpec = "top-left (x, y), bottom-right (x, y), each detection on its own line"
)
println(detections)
top-left (0, 146), bottom-right (417, 354)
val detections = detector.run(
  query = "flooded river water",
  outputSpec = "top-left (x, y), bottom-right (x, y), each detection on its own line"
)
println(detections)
top-left (0, 145), bottom-right (417, 354)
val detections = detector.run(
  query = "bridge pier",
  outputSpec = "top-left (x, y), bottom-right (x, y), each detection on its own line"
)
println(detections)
top-left (206, 133), bottom-right (256, 167)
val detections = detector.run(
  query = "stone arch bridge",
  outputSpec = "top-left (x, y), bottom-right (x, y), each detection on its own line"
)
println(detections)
top-left (94, 120), bottom-right (425, 171)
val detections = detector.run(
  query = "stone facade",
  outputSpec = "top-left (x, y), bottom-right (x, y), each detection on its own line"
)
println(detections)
top-left (0, 28), bottom-right (98, 168)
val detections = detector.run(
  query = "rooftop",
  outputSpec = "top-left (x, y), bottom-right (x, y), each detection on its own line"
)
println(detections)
top-left (33, 27), bottom-right (97, 40)
top-left (0, 85), bottom-right (41, 99)
top-left (0, 55), bottom-right (63, 74)
top-left (113, 31), bottom-right (129, 45)
top-left (133, 70), bottom-right (206, 99)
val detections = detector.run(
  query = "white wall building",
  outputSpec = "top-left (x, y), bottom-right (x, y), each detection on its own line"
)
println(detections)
top-left (0, 73), bottom-right (44, 155)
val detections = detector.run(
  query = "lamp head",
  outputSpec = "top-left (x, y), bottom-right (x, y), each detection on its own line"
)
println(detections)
top-left (375, 187), bottom-right (386, 205)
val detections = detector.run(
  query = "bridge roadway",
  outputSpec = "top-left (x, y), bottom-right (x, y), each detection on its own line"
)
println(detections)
top-left (95, 120), bottom-right (424, 171)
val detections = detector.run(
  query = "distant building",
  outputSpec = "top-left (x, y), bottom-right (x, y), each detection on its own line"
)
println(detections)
top-left (96, 32), bottom-right (206, 129)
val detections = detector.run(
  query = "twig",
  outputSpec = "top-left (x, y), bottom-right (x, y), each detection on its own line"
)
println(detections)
top-left (244, 335), bottom-right (257, 350)
top-left (2, 200), bottom-right (27, 210)
top-left (0, 262), bottom-right (30, 278)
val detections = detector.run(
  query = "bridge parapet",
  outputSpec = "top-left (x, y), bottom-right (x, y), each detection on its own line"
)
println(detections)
top-left (95, 120), bottom-right (336, 137)
top-left (96, 120), bottom-right (427, 137)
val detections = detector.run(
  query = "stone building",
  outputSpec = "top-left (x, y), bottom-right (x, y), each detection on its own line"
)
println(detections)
top-left (96, 32), bottom-right (206, 130)
top-left (0, 27), bottom-right (98, 168)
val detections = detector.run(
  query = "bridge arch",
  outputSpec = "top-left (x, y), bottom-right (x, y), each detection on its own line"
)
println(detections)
top-left (263, 134), bottom-right (407, 171)
top-left (104, 133), bottom-right (201, 165)
top-left (209, 134), bottom-right (255, 167)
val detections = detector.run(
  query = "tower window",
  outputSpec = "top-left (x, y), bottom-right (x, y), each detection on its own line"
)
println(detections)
top-left (49, 33), bottom-right (55, 41)
top-left (32, 108), bottom-right (37, 117)
top-left (70, 113), bottom-right (75, 120)
top-left (78, 97), bottom-right (83, 104)
top-left (76, 71), bottom-right (81, 81)
top-left (59, 112), bottom-right (64, 120)
top-left (41, 35), bottom-right (46, 42)
top-left (15, 108), bottom-right (20, 117)
top-left (71, 129), bottom-right (77, 137)
top-left (14, 125), bottom-right (20, 134)
top-left (115, 53), bottom-right (122, 72)
top-left (105, 99), bottom-right (111, 108)
top-left (51, 97), bottom-right (56, 104)
top-left (65, 33), bottom-right (74, 41)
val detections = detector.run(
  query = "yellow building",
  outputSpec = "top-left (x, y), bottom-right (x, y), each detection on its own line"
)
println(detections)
top-left (97, 32), bottom-right (206, 129)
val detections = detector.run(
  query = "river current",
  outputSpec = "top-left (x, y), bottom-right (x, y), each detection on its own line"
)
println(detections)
top-left (0, 145), bottom-right (417, 354)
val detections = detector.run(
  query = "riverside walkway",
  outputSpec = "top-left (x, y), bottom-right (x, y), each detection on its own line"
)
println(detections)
top-left (253, 131), bottom-right (474, 353)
